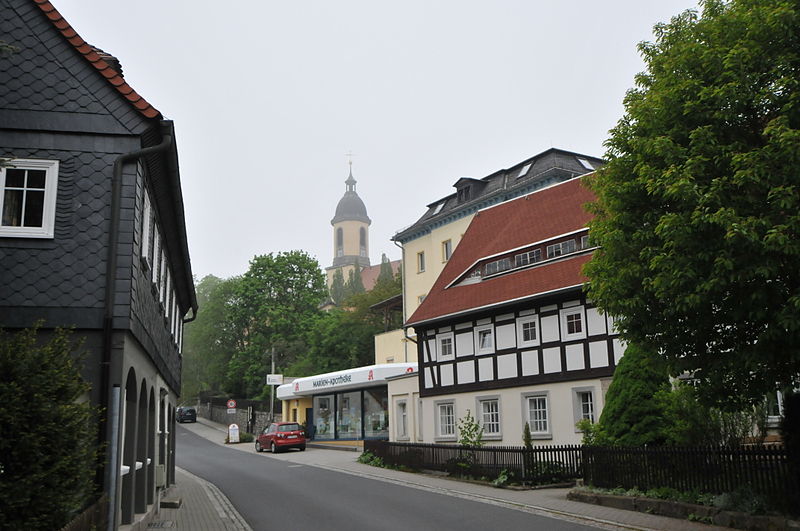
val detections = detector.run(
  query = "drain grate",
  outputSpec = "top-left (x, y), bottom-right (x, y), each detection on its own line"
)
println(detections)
top-left (147, 521), bottom-right (175, 528)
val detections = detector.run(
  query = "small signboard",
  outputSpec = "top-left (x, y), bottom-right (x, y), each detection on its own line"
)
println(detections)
top-left (228, 424), bottom-right (240, 444)
top-left (266, 374), bottom-right (283, 385)
top-left (227, 399), bottom-right (237, 414)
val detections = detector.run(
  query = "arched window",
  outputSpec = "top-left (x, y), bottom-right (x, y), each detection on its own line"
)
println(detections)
top-left (336, 228), bottom-right (344, 257)
top-left (359, 227), bottom-right (367, 257)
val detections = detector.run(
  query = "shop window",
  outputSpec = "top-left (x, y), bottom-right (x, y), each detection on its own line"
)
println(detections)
top-left (337, 391), bottom-right (360, 439)
top-left (364, 388), bottom-right (388, 438)
top-left (313, 395), bottom-right (334, 440)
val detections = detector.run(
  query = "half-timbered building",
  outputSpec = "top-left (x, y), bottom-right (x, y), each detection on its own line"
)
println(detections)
top-left (404, 177), bottom-right (624, 445)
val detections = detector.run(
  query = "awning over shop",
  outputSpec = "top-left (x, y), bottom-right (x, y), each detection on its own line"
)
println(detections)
top-left (276, 363), bottom-right (417, 400)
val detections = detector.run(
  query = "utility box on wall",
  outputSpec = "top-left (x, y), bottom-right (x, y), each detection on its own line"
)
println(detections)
top-left (155, 464), bottom-right (166, 488)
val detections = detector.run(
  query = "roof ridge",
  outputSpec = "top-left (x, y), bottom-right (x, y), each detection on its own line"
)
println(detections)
top-left (33, 0), bottom-right (161, 120)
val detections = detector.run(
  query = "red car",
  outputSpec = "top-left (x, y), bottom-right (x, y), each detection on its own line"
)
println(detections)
top-left (255, 422), bottom-right (306, 453)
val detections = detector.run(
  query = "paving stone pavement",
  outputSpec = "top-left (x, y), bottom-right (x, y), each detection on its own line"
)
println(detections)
top-left (164, 417), bottom-right (733, 531)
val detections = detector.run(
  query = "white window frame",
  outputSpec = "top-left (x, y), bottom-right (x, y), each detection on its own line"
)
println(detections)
top-left (560, 307), bottom-right (587, 340)
top-left (522, 392), bottom-right (551, 439)
top-left (477, 396), bottom-right (501, 440)
top-left (0, 159), bottom-right (59, 238)
top-left (474, 324), bottom-right (495, 355)
top-left (516, 315), bottom-right (540, 348)
top-left (442, 239), bottom-right (452, 262)
top-left (437, 331), bottom-right (455, 361)
top-left (435, 400), bottom-right (456, 441)
top-left (396, 400), bottom-right (409, 440)
top-left (417, 251), bottom-right (425, 273)
top-left (141, 190), bottom-right (153, 268)
top-left (152, 230), bottom-right (161, 286)
top-left (572, 387), bottom-right (596, 429)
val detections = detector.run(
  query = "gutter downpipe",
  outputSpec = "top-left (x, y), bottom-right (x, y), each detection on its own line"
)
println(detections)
top-left (393, 239), bottom-right (417, 362)
top-left (101, 122), bottom-right (173, 528)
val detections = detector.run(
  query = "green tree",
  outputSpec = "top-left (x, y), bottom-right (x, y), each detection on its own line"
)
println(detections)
top-left (329, 268), bottom-right (345, 305)
top-left (585, 0), bottom-right (800, 409)
top-left (344, 268), bottom-right (366, 301)
top-left (376, 253), bottom-right (395, 287)
top-left (0, 327), bottom-right (97, 530)
top-left (287, 272), bottom-right (402, 375)
top-left (598, 342), bottom-right (671, 446)
top-left (182, 275), bottom-right (244, 400)
top-left (227, 251), bottom-right (326, 397)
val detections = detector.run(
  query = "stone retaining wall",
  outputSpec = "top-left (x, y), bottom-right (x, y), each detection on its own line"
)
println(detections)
top-left (195, 403), bottom-right (281, 436)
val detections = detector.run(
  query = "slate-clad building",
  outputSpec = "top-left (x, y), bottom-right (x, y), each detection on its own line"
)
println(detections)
top-left (1, 0), bottom-right (197, 527)
top-left (403, 177), bottom-right (624, 445)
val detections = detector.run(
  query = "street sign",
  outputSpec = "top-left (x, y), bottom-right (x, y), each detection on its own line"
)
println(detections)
top-left (266, 374), bottom-right (283, 385)
top-left (226, 399), bottom-right (237, 408)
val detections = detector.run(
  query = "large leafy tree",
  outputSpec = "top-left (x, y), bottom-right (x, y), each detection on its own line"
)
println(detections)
top-left (181, 275), bottom-right (244, 400)
top-left (227, 251), bottom-right (326, 397)
top-left (585, 0), bottom-right (800, 408)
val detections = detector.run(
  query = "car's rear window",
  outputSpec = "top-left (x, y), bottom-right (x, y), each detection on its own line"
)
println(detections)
top-left (185, 408), bottom-right (195, 414)
top-left (279, 423), bottom-right (301, 432)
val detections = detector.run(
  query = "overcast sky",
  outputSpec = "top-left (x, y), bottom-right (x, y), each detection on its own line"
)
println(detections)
top-left (55, 0), bottom-right (698, 281)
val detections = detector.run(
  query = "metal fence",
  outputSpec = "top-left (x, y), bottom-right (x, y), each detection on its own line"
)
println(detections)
top-left (584, 445), bottom-right (799, 514)
top-left (364, 440), bottom-right (583, 484)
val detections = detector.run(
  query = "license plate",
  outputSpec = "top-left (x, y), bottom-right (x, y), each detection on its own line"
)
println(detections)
top-left (287, 435), bottom-right (297, 439)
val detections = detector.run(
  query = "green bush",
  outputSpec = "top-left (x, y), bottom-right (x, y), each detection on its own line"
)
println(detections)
top-left (357, 451), bottom-right (386, 468)
top-left (598, 342), bottom-right (671, 446)
top-left (0, 327), bottom-right (98, 530)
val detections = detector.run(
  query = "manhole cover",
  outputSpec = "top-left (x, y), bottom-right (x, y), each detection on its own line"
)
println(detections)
top-left (147, 521), bottom-right (175, 528)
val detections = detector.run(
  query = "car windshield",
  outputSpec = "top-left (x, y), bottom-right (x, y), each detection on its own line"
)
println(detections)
top-left (184, 408), bottom-right (195, 413)
top-left (279, 423), bottom-right (301, 432)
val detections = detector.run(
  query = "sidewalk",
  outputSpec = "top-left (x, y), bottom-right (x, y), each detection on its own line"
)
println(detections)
top-left (162, 417), bottom-right (732, 531)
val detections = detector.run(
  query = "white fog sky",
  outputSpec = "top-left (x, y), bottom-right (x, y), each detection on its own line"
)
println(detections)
top-left (54, 0), bottom-right (699, 281)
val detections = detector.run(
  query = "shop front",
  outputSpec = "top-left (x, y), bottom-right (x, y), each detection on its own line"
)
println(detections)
top-left (277, 363), bottom-right (417, 441)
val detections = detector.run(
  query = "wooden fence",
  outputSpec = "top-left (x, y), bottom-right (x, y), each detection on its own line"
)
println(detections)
top-left (364, 441), bottom-right (798, 513)
top-left (364, 440), bottom-right (583, 484)
top-left (584, 445), bottom-right (799, 514)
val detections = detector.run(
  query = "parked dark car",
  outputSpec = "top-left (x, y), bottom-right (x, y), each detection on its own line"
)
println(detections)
top-left (255, 422), bottom-right (306, 453)
top-left (176, 407), bottom-right (196, 423)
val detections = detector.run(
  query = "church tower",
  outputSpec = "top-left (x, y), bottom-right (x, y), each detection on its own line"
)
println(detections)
top-left (326, 165), bottom-right (371, 290)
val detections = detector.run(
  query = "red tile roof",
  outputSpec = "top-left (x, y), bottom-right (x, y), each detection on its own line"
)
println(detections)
top-left (406, 177), bottom-right (596, 326)
top-left (33, 0), bottom-right (162, 120)
top-left (360, 260), bottom-right (401, 291)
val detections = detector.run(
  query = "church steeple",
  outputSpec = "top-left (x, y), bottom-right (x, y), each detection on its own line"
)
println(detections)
top-left (329, 163), bottom-right (371, 271)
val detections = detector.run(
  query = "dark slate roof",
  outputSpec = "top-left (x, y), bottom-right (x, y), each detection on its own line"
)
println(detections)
top-left (32, 0), bottom-right (161, 119)
top-left (392, 148), bottom-right (603, 243)
top-left (332, 170), bottom-right (371, 225)
top-left (406, 177), bottom-right (596, 327)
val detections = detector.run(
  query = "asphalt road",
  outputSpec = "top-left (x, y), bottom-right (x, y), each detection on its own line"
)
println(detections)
top-left (175, 425), bottom-right (600, 531)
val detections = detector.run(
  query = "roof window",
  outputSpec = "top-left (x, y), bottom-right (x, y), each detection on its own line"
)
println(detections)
top-left (577, 158), bottom-right (594, 170)
top-left (517, 163), bottom-right (532, 178)
top-left (432, 202), bottom-right (444, 216)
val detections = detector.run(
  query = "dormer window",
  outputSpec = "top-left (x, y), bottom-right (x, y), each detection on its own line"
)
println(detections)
top-left (517, 163), bottom-right (532, 178)
top-left (432, 202), bottom-right (444, 216)
top-left (457, 186), bottom-right (471, 203)
top-left (485, 257), bottom-right (511, 276)
top-left (515, 249), bottom-right (542, 267)
top-left (546, 239), bottom-right (576, 258)
top-left (577, 158), bottom-right (595, 170)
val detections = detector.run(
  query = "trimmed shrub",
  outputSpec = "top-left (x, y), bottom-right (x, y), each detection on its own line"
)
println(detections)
top-left (0, 327), bottom-right (98, 530)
